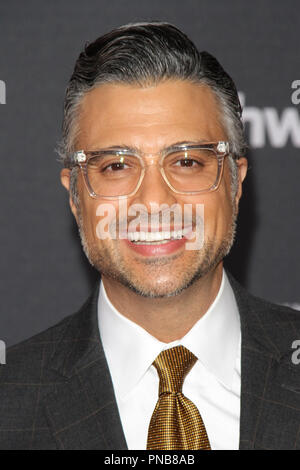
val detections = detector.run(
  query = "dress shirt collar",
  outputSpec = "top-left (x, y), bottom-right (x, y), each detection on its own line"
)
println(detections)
top-left (98, 269), bottom-right (240, 399)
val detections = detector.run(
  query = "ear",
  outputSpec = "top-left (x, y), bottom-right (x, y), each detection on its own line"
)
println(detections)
top-left (60, 168), bottom-right (79, 223)
top-left (234, 157), bottom-right (248, 213)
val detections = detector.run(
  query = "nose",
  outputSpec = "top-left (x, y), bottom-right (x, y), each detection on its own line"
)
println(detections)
top-left (131, 164), bottom-right (177, 211)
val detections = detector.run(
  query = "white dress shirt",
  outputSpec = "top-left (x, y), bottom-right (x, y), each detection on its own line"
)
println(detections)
top-left (98, 269), bottom-right (241, 450)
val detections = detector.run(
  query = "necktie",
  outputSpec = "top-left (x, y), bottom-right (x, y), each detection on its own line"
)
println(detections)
top-left (147, 345), bottom-right (211, 450)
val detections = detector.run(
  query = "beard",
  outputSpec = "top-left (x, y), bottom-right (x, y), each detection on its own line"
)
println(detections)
top-left (76, 204), bottom-right (237, 299)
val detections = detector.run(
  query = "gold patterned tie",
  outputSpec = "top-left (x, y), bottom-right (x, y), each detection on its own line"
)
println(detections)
top-left (147, 345), bottom-right (211, 450)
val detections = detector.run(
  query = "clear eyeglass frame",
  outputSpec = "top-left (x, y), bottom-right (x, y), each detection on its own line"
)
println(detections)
top-left (68, 141), bottom-right (233, 199)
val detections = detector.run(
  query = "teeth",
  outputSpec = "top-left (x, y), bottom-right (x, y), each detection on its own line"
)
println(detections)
top-left (127, 228), bottom-right (191, 243)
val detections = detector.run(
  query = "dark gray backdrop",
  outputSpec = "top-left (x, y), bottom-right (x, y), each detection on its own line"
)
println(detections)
top-left (1, 0), bottom-right (299, 346)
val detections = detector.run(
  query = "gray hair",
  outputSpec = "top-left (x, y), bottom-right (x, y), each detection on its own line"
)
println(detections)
top-left (57, 22), bottom-right (247, 206)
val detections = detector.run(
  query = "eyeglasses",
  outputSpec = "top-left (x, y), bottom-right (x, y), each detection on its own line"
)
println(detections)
top-left (68, 141), bottom-right (233, 199)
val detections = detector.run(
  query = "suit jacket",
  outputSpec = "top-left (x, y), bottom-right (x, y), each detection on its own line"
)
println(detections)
top-left (1, 273), bottom-right (300, 450)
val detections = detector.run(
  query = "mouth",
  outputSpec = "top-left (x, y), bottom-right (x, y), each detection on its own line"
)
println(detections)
top-left (123, 227), bottom-right (194, 256)
top-left (127, 227), bottom-right (191, 244)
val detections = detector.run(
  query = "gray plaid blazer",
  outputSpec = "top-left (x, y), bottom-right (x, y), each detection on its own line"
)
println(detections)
top-left (1, 273), bottom-right (300, 449)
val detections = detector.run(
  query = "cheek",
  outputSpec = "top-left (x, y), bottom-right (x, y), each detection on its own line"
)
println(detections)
top-left (78, 188), bottom-right (101, 240)
top-left (80, 203), bottom-right (96, 239)
top-left (213, 167), bottom-right (235, 229)
top-left (200, 190), bottom-right (234, 238)
top-left (82, 198), bottom-right (121, 244)
top-left (179, 190), bottom-right (233, 238)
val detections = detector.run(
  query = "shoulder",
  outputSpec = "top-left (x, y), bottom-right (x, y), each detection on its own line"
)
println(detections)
top-left (0, 283), bottom-right (99, 382)
top-left (227, 271), bottom-right (300, 356)
top-left (230, 272), bottom-right (300, 322)
top-left (0, 313), bottom-right (77, 449)
top-left (0, 311), bottom-right (75, 383)
top-left (0, 285), bottom-right (100, 449)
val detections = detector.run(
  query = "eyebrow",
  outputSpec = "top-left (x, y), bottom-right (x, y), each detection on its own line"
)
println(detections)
top-left (88, 139), bottom-right (211, 153)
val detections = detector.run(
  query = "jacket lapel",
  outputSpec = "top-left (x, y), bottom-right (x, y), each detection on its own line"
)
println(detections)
top-left (43, 282), bottom-right (127, 450)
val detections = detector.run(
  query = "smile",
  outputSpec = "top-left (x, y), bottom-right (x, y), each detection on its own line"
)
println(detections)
top-left (127, 228), bottom-right (191, 243)
top-left (123, 227), bottom-right (194, 257)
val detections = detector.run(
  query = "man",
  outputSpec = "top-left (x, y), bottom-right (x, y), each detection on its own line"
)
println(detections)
top-left (1, 22), bottom-right (300, 450)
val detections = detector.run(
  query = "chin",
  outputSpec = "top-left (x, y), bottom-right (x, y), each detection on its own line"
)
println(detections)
top-left (123, 275), bottom-right (198, 299)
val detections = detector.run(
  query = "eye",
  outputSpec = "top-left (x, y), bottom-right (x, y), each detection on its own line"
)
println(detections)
top-left (174, 158), bottom-right (201, 167)
top-left (102, 161), bottom-right (129, 172)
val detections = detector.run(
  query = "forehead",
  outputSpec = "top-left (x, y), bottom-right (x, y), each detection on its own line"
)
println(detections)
top-left (77, 80), bottom-right (227, 151)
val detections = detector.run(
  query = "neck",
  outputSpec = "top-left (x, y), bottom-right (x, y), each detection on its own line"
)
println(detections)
top-left (102, 263), bottom-right (223, 343)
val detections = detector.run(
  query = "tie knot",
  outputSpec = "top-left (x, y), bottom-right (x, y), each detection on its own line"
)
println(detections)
top-left (153, 346), bottom-right (197, 395)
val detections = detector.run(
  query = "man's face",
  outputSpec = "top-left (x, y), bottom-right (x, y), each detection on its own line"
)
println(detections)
top-left (61, 80), bottom-right (247, 297)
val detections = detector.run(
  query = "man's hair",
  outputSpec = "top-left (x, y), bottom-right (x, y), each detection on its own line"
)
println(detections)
top-left (57, 22), bottom-right (246, 205)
